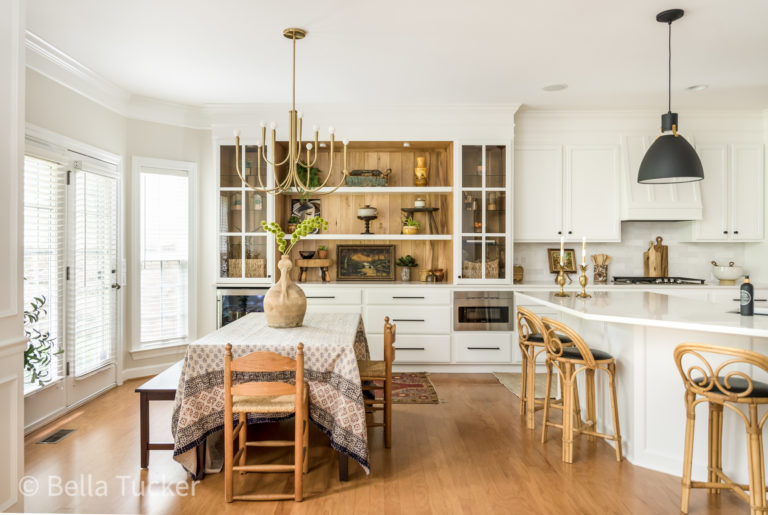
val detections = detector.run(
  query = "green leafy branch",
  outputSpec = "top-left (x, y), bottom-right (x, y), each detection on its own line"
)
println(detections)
top-left (262, 216), bottom-right (329, 255)
top-left (24, 295), bottom-right (63, 387)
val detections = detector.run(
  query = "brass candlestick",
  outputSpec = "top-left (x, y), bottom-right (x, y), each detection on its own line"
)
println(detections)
top-left (554, 262), bottom-right (569, 297)
top-left (576, 264), bottom-right (591, 298)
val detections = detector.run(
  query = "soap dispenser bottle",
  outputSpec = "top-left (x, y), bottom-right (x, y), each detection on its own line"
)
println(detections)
top-left (741, 275), bottom-right (754, 316)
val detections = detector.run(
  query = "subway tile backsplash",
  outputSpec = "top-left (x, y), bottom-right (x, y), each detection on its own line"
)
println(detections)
top-left (513, 221), bottom-right (749, 284)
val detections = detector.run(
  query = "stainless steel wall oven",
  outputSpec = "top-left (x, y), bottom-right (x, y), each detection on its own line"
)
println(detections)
top-left (453, 291), bottom-right (514, 331)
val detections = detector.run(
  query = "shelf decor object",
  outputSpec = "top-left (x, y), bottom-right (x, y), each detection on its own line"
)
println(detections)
top-left (357, 205), bottom-right (378, 234)
top-left (554, 261), bottom-right (569, 297)
top-left (414, 156), bottom-right (428, 186)
top-left (233, 28), bottom-right (350, 195)
top-left (576, 265), bottom-right (591, 298)
top-left (261, 216), bottom-right (328, 327)
top-left (637, 9), bottom-right (704, 184)
top-left (591, 254), bottom-right (611, 284)
top-left (401, 207), bottom-right (439, 234)
top-left (345, 169), bottom-right (390, 187)
top-left (336, 244), bottom-right (395, 281)
top-left (401, 216), bottom-right (420, 235)
top-left (547, 248), bottom-right (577, 274)
top-left (396, 254), bottom-right (418, 282)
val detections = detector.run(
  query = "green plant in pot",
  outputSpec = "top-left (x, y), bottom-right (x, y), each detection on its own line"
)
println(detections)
top-left (396, 255), bottom-right (418, 282)
top-left (261, 216), bottom-right (328, 327)
top-left (402, 216), bottom-right (420, 235)
top-left (296, 163), bottom-right (322, 202)
top-left (317, 244), bottom-right (328, 259)
top-left (24, 295), bottom-right (63, 387)
top-left (287, 215), bottom-right (301, 233)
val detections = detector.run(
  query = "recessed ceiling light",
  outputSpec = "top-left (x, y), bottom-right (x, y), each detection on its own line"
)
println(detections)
top-left (686, 84), bottom-right (708, 91)
top-left (542, 84), bottom-right (568, 92)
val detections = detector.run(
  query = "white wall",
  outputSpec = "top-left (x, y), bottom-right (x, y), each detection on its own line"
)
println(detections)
top-left (24, 70), bottom-right (213, 385)
top-left (514, 108), bottom-right (766, 284)
top-left (0, 1), bottom-right (25, 511)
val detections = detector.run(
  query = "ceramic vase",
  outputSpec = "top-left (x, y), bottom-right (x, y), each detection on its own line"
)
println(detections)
top-left (414, 156), bottom-right (428, 186)
top-left (264, 255), bottom-right (307, 328)
top-left (401, 267), bottom-right (411, 282)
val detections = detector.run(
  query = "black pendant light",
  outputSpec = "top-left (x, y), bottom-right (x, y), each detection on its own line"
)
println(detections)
top-left (638, 9), bottom-right (704, 184)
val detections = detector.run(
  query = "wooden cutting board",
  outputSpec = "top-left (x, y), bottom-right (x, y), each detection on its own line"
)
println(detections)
top-left (643, 236), bottom-right (668, 277)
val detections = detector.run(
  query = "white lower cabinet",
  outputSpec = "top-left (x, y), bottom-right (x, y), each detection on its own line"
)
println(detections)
top-left (365, 305), bottom-right (451, 335)
top-left (454, 332), bottom-right (512, 363)
top-left (303, 286), bottom-right (361, 313)
top-left (368, 334), bottom-right (451, 363)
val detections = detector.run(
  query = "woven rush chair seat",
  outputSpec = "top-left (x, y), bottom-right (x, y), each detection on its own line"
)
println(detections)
top-left (232, 387), bottom-right (308, 414)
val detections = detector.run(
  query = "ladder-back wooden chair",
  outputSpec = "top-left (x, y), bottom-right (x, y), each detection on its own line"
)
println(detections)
top-left (358, 316), bottom-right (396, 448)
top-left (674, 343), bottom-right (768, 514)
top-left (224, 342), bottom-right (309, 502)
top-left (540, 317), bottom-right (622, 464)
top-left (517, 307), bottom-right (573, 429)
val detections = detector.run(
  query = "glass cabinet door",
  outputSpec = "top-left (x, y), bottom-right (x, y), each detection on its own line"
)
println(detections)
top-left (458, 143), bottom-right (509, 281)
top-left (219, 144), bottom-right (272, 282)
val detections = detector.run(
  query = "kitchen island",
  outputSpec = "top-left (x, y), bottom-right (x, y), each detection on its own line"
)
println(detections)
top-left (516, 290), bottom-right (768, 484)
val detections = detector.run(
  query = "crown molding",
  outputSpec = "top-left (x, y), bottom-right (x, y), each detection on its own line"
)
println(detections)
top-left (25, 31), bottom-right (211, 129)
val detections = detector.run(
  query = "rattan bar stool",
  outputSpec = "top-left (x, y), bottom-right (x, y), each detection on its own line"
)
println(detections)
top-left (674, 343), bottom-right (768, 514)
top-left (540, 317), bottom-right (622, 464)
top-left (517, 307), bottom-right (574, 429)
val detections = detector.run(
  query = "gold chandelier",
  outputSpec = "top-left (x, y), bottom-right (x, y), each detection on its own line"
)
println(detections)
top-left (233, 27), bottom-right (349, 195)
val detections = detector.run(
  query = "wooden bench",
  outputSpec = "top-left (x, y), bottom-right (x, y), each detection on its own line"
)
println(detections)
top-left (135, 361), bottom-right (189, 469)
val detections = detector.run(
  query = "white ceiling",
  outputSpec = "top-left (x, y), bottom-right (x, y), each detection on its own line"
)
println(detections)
top-left (26, 0), bottom-right (768, 109)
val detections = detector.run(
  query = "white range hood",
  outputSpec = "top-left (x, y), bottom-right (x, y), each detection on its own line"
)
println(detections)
top-left (620, 134), bottom-right (703, 221)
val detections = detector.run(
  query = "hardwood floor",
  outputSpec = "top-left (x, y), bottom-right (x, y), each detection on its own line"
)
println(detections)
top-left (24, 374), bottom-right (746, 514)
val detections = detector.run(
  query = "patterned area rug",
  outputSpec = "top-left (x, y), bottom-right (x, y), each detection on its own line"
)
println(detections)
top-left (373, 372), bottom-right (440, 404)
top-left (493, 372), bottom-right (548, 398)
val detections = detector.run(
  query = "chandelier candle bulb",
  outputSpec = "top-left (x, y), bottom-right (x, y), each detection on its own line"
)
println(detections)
top-left (328, 126), bottom-right (335, 135)
top-left (233, 129), bottom-right (240, 137)
top-left (259, 121), bottom-right (266, 128)
top-left (297, 110), bottom-right (303, 119)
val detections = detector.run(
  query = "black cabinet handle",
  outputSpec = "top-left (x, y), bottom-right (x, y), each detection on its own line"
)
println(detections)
top-left (723, 231), bottom-right (728, 234)
top-left (396, 347), bottom-right (425, 351)
top-left (392, 296), bottom-right (425, 299)
top-left (568, 230), bottom-right (573, 235)
top-left (306, 296), bottom-right (336, 299)
top-left (467, 346), bottom-right (501, 350)
top-left (392, 319), bottom-right (425, 322)
top-left (733, 299), bottom-right (767, 302)
top-left (557, 230), bottom-right (562, 235)
top-left (734, 230), bottom-right (739, 234)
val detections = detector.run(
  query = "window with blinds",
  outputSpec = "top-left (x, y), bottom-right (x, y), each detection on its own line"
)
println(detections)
top-left (139, 167), bottom-right (190, 346)
top-left (23, 156), bottom-right (66, 392)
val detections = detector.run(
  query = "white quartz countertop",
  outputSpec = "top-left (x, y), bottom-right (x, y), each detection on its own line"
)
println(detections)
top-left (516, 290), bottom-right (768, 338)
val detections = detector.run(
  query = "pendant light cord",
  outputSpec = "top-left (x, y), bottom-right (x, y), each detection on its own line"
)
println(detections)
top-left (667, 21), bottom-right (672, 113)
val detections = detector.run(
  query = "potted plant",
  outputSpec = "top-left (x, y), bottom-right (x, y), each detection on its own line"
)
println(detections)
top-left (317, 245), bottom-right (328, 259)
top-left (402, 216), bottom-right (420, 235)
top-left (24, 295), bottom-right (62, 387)
top-left (396, 255), bottom-right (418, 282)
top-left (296, 163), bottom-right (322, 202)
top-left (261, 216), bottom-right (328, 327)
top-left (287, 215), bottom-right (301, 233)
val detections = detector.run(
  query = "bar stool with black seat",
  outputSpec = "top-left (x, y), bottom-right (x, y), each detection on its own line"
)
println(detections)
top-left (223, 342), bottom-right (309, 502)
top-left (540, 317), bottom-right (622, 464)
top-left (357, 316), bottom-right (396, 448)
top-left (517, 307), bottom-right (573, 430)
top-left (674, 343), bottom-right (768, 514)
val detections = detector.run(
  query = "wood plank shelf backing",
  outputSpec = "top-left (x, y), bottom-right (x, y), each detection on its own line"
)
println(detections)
top-left (274, 141), bottom-right (455, 283)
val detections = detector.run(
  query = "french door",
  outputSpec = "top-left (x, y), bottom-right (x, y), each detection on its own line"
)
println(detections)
top-left (23, 139), bottom-right (121, 429)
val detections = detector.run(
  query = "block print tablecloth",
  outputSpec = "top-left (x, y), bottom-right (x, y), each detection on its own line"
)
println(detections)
top-left (171, 312), bottom-right (370, 478)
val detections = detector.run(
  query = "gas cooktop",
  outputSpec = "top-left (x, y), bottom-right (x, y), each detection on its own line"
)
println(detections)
top-left (613, 276), bottom-right (706, 285)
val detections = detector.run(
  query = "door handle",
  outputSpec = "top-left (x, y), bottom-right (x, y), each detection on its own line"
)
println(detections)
top-left (111, 283), bottom-right (121, 290)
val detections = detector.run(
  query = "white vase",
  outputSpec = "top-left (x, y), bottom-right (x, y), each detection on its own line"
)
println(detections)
top-left (401, 267), bottom-right (411, 282)
top-left (264, 255), bottom-right (307, 328)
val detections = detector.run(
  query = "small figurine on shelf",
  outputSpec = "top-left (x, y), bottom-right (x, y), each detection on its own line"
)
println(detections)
top-left (287, 215), bottom-right (300, 234)
top-left (396, 255), bottom-right (418, 282)
top-left (402, 216), bottom-right (420, 235)
top-left (316, 245), bottom-right (328, 259)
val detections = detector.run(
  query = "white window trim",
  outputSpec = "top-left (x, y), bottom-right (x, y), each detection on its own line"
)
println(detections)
top-left (131, 156), bottom-right (197, 358)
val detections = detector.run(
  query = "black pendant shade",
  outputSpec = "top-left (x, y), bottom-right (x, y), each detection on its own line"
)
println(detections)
top-left (637, 9), bottom-right (704, 184)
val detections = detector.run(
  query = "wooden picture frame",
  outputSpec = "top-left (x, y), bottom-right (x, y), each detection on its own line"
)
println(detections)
top-left (336, 244), bottom-right (396, 281)
top-left (547, 248), bottom-right (577, 273)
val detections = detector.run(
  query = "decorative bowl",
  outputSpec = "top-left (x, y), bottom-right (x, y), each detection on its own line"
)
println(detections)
top-left (712, 264), bottom-right (744, 285)
top-left (299, 251), bottom-right (315, 259)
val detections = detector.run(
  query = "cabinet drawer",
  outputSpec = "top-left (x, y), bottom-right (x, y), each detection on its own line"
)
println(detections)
top-left (455, 332), bottom-right (512, 363)
top-left (366, 288), bottom-right (450, 306)
top-left (367, 334), bottom-right (450, 363)
top-left (365, 306), bottom-right (451, 335)
top-left (301, 287), bottom-right (361, 305)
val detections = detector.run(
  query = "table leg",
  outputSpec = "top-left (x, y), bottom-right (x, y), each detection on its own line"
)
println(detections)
top-left (338, 451), bottom-right (348, 482)
top-left (195, 439), bottom-right (207, 480)
top-left (139, 392), bottom-right (149, 468)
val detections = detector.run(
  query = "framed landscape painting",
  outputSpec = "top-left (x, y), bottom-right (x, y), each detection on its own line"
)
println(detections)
top-left (547, 248), bottom-right (577, 273)
top-left (336, 244), bottom-right (395, 281)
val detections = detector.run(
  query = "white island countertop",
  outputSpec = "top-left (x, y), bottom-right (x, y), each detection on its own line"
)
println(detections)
top-left (516, 290), bottom-right (768, 339)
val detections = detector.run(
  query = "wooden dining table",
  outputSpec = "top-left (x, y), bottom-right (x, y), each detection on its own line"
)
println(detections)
top-left (171, 311), bottom-right (371, 481)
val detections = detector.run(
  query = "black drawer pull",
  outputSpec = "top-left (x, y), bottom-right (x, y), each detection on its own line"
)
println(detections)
top-left (392, 318), bottom-right (425, 322)
top-left (733, 299), bottom-right (767, 302)
top-left (468, 346), bottom-right (501, 350)
top-left (397, 347), bottom-right (425, 351)
top-left (392, 296), bottom-right (425, 299)
top-left (306, 296), bottom-right (336, 299)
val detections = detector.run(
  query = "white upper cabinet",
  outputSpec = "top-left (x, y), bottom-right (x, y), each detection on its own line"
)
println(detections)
top-left (620, 135), bottom-right (703, 221)
top-left (515, 144), bottom-right (620, 242)
top-left (691, 143), bottom-right (764, 242)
